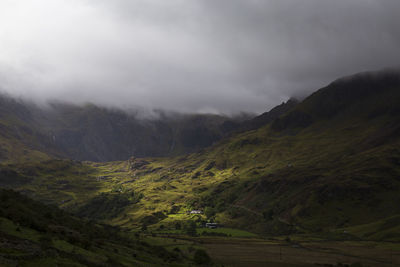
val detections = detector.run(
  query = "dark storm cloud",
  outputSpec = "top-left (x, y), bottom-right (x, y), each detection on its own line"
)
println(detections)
top-left (0, 0), bottom-right (399, 114)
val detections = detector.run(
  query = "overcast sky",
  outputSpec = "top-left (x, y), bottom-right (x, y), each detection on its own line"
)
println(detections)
top-left (0, 0), bottom-right (399, 114)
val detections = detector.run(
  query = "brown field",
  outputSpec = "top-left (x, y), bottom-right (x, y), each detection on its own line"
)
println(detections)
top-left (199, 238), bottom-right (400, 267)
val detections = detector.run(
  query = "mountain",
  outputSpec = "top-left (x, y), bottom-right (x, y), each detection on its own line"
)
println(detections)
top-left (0, 95), bottom-right (246, 162)
top-left (271, 69), bottom-right (400, 131)
top-left (36, 103), bottom-right (242, 161)
top-left (2, 69), bottom-right (400, 242)
top-left (1, 69), bottom-right (400, 267)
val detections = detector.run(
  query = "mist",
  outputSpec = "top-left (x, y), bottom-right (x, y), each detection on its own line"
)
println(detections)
top-left (1, 0), bottom-right (400, 114)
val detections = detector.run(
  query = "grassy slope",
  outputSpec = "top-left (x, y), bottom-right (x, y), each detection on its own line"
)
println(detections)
top-left (0, 188), bottom-right (191, 266)
top-left (84, 71), bottom-right (400, 239)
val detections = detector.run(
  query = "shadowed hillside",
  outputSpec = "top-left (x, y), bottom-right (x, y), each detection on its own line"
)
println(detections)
top-left (0, 95), bottom-right (247, 162)
top-left (0, 188), bottom-right (191, 266)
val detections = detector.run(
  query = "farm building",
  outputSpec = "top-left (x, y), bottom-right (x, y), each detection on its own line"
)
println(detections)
top-left (190, 210), bottom-right (203, 214)
top-left (205, 223), bottom-right (219, 229)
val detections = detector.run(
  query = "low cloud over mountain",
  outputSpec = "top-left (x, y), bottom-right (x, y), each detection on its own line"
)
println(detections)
top-left (1, 0), bottom-right (400, 114)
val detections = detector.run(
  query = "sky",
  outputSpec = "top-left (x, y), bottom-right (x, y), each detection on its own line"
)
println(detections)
top-left (0, 0), bottom-right (400, 114)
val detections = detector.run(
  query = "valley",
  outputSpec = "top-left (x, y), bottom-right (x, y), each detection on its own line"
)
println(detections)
top-left (1, 70), bottom-right (400, 266)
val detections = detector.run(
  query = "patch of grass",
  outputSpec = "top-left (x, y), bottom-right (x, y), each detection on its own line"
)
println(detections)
top-left (197, 227), bottom-right (258, 238)
top-left (341, 215), bottom-right (400, 241)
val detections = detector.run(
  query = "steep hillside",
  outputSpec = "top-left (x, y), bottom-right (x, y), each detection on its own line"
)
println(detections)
top-left (0, 95), bottom-right (57, 163)
top-left (0, 95), bottom-right (244, 162)
top-left (37, 103), bottom-right (240, 161)
top-left (239, 98), bottom-right (298, 132)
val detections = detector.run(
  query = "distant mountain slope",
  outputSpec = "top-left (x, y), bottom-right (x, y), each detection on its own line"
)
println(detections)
top-left (272, 69), bottom-right (400, 130)
top-left (37, 103), bottom-right (241, 161)
top-left (0, 95), bottom-right (246, 162)
top-left (239, 98), bottom-right (298, 132)
top-left (0, 95), bottom-right (58, 163)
